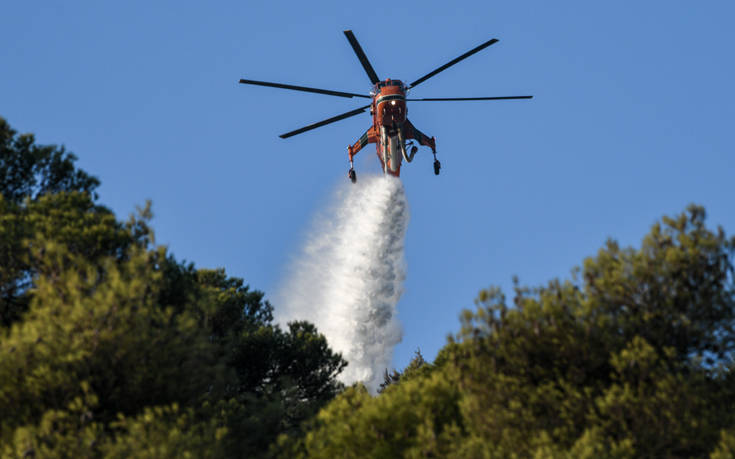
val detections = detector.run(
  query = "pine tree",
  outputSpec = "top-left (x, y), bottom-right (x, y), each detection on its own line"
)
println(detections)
top-left (295, 205), bottom-right (735, 458)
top-left (0, 117), bottom-right (347, 457)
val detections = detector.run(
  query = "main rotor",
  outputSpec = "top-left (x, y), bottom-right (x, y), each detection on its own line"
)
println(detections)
top-left (238, 30), bottom-right (532, 138)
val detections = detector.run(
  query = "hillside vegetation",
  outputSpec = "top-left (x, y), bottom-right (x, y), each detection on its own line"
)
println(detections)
top-left (0, 117), bottom-right (344, 458)
top-left (2, 117), bottom-right (734, 458)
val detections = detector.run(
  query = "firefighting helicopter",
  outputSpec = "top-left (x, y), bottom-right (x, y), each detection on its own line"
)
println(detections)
top-left (239, 30), bottom-right (532, 183)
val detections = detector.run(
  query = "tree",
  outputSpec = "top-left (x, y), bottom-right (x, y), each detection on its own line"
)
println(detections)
top-left (0, 192), bottom-right (147, 326)
top-left (294, 205), bottom-right (735, 458)
top-left (0, 116), bottom-right (99, 203)
top-left (0, 118), bottom-right (135, 327)
top-left (378, 349), bottom-right (428, 393)
top-left (0, 117), bottom-right (346, 457)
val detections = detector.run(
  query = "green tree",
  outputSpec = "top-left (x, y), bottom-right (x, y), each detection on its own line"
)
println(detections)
top-left (0, 117), bottom-right (99, 203)
top-left (378, 349), bottom-right (428, 393)
top-left (0, 244), bottom-right (218, 437)
top-left (0, 192), bottom-right (148, 326)
top-left (295, 205), bottom-right (735, 458)
top-left (0, 117), bottom-right (346, 457)
top-left (0, 118), bottom-right (138, 327)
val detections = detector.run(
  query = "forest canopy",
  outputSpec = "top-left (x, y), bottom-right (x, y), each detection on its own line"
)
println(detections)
top-left (292, 204), bottom-right (735, 458)
top-left (0, 117), bottom-right (345, 458)
top-left (2, 116), bottom-right (735, 458)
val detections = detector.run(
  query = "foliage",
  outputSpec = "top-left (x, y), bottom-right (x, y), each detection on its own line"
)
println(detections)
top-left (0, 116), bottom-right (99, 203)
top-left (0, 117), bottom-right (345, 458)
top-left (711, 430), bottom-right (735, 459)
top-left (0, 188), bottom-right (137, 327)
top-left (5, 116), bottom-right (735, 456)
top-left (378, 349), bottom-right (428, 393)
top-left (294, 204), bottom-right (735, 458)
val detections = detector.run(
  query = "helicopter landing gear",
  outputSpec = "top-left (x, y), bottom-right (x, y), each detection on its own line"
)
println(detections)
top-left (433, 151), bottom-right (441, 175)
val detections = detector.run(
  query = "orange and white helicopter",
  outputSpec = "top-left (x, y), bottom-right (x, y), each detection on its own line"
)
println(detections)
top-left (239, 30), bottom-right (532, 183)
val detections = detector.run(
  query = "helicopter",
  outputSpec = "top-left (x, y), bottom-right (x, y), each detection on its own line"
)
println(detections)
top-left (239, 30), bottom-right (532, 183)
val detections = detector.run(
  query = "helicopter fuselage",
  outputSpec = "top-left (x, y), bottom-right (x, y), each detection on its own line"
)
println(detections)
top-left (372, 79), bottom-right (408, 176)
top-left (373, 79), bottom-right (407, 129)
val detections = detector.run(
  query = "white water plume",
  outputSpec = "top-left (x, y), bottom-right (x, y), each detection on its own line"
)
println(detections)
top-left (276, 174), bottom-right (408, 392)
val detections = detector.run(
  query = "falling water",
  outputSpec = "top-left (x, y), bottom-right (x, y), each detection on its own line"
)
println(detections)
top-left (275, 174), bottom-right (408, 392)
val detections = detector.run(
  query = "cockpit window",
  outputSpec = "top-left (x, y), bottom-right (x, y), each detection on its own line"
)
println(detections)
top-left (377, 81), bottom-right (404, 89)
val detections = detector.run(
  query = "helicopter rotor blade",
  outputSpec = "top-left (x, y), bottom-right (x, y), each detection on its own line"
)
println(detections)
top-left (279, 105), bottom-right (371, 139)
top-left (238, 79), bottom-right (370, 99)
top-left (409, 38), bottom-right (499, 89)
top-left (343, 30), bottom-right (380, 85)
top-left (405, 95), bottom-right (533, 101)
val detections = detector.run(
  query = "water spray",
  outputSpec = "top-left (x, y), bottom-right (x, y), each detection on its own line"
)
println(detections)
top-left (276, 175), bottom-right (408, 392)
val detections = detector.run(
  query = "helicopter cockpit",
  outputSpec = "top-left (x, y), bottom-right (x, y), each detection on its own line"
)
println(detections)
top-left (372, 80), bottom-right (406, 95)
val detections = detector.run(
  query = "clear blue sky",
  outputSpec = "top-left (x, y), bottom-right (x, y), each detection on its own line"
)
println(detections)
top-left (2, 1), bottom-right (734, 370)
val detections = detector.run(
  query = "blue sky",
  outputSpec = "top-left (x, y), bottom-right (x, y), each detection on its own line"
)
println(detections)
top-left (2, 1), bottom-right (734, 370)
